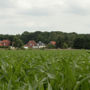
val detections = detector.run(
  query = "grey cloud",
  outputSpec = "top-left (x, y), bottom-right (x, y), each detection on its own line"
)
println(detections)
top-left (19, 8), bottom-right (51, 16)
top-left (0, 0), bottom-right (90, 34)
top-left (65, 6), bottom-right (90, 15)
top-left (0, 0), bottom-right (15, 8)
top-left (64, 0), bottom-right (90, 15)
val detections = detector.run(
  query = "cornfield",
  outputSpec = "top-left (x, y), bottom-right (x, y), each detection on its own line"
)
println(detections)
top-left (0, 49), bottom-right (90, 90)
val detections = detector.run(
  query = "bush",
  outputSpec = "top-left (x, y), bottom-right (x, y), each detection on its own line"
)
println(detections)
top-left (47, 44), bottom-right (56, 49)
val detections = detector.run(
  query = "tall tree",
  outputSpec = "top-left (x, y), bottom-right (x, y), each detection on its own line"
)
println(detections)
top-left (13, 37), bottom-right (23, 48)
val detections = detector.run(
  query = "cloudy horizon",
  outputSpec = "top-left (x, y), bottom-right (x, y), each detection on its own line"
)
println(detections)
top-left (0, 0), bottom-right (90, 34)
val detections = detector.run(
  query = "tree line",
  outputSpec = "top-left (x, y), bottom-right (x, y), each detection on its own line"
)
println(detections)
top-left (0, 31), bottom-right (90, 49)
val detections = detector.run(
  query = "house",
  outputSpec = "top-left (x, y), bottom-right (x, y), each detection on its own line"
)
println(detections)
top-left (24, 40), bottom-right (37, 48)
top-left (24, 41), bottom-right (46, 49)
top-left (0, 40), bottom-right (10, 47)
top-left (36, 41), bottom-right (46, 48)
top-left (50, 41), bottom-right (56, 45)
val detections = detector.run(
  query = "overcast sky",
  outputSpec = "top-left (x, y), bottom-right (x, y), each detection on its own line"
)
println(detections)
top-left (0, 0), bottom-right (90, 34)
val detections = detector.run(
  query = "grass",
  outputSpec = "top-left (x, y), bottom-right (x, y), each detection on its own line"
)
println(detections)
top-left (0, 49), bottom-right (90, 90)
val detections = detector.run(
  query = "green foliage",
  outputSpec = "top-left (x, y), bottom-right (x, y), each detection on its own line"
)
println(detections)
top-left (0, 31), bottom-right (90, 49)
top-left (0, 50), bottom-right (90, 90)
top-left (13, 37), bottom-right (24, 48)
top-left (0, 46), bottom-right (9, 48)
top-left (73, 35), bottom-right (90, 49)
top-left (62, 43), bottom-right (68, 49)
top-left (56, 37), bottom-right (63, 48)
top-left (47, 44), bottom-right (56, 49)
top-left (56, 37), bottom-right (68, 49)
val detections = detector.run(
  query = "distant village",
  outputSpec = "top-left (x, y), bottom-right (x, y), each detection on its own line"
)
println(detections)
top-left (0, 40), bottom-right (56, 49)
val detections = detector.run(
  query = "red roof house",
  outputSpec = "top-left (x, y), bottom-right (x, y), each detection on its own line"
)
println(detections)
top-left (25, 40), bottom-right (37, 48)
top-left (0, 40), bottom-right (10, 47)
top-left (50, 41), bottom-right (56, 45)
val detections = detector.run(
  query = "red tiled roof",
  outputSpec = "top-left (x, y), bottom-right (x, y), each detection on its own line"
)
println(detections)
top-left (26, 40), bottom-right (37, 48)
top-left (50, 41), bottom-right (56, 45)
top-left (0, 40), bottom-right (10, 47)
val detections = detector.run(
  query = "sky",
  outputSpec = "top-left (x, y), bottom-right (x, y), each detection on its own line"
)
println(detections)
top-left (0, 0), bottom-right (90, 34)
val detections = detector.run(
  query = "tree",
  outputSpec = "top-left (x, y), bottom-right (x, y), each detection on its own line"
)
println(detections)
top-left (13, 37), bottom-right (23, 48)
top-left (73, 36), bottom-right (90, 49)
top-left (1, 31), bottom-right (90, 49)
top-left (20, 31), bottom-right (30, 44)
top-left (62, 43), bottom-right (68, 49)
top-left (73, 37), bottom-right (84, 49)
top-left (56, 36), bottom-right (64, 48)
top-left (47, 44), bottom-right (56, 49)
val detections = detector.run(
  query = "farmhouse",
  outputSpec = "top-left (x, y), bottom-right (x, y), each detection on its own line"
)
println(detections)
top-left (36, 41), bottom-right (46, 48)
top-left (24, 40), bottom-right (46, 49)
top-left (0, 40), bottom-right (10, 47)
top-left (50, 41), bottom-right (56, 45)
top-left (24, 40), bottom-right (37, 48)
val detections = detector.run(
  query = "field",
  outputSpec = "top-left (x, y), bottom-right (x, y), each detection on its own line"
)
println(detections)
top-left (0, 49), bottom-right (90, 90)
